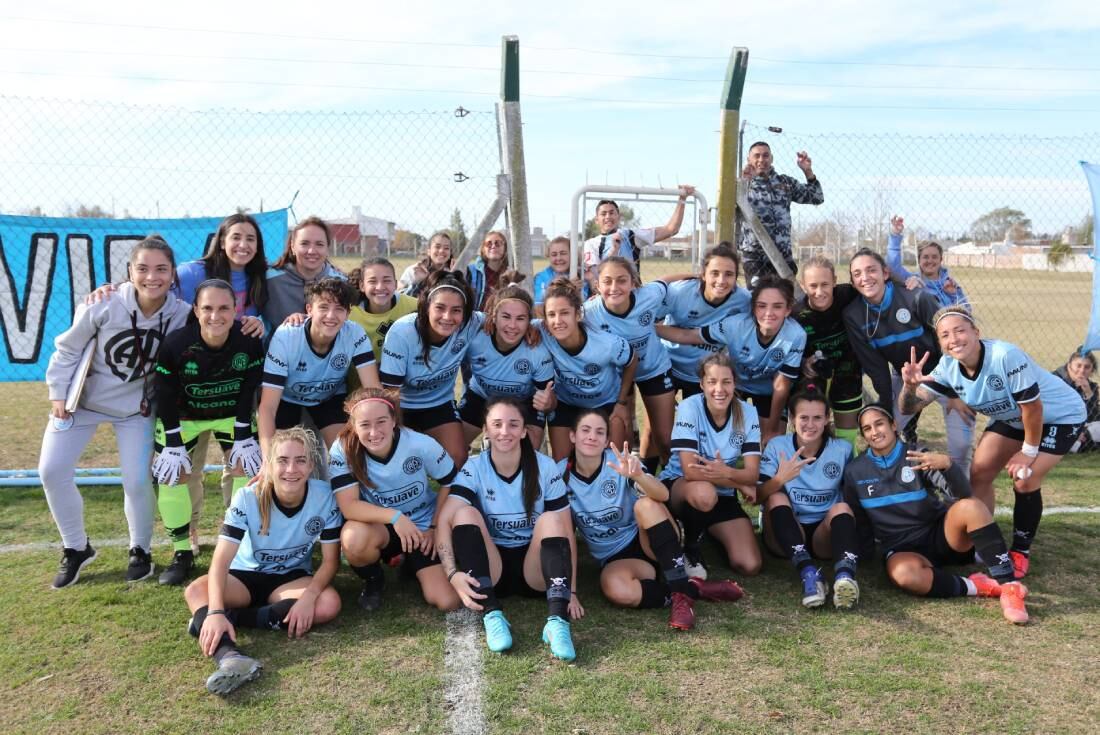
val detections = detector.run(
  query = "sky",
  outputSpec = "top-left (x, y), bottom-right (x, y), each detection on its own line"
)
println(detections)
top-left (2, 1), bottom-right (1100, 242)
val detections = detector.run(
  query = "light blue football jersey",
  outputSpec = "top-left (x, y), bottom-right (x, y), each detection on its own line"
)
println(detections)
top-left (660, 393), bottom-right (761, 496)
top-left (759, 434), bottom-right (851, 524)
top-left (220, 478), bottom-right (343, 575)
top-left (925, 339), bottom-right (1086, 428)
top-left (379, 312), bottom-right (485, 409)
top-left (560, 450), bottom-right (641, 562)
top-left (661, 279), bottom-right (752, 383)
top-left (536, 321), bottom-right (634, 407)
top-left (328, 427), bottom-right (458, 531)
top-left (262, 319), bottom-right (375, 406)
top-left (450, 449), bottom-right (569, 548)
top-left (703, 312), bottom-right (806, 395)
top-left (582, 282), bottom-right (671, 382)
top-left (463, 328), bottom-right (555, 401)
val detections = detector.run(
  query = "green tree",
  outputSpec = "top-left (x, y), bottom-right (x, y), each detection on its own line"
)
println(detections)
top-left (583, 205), bottom-right (638, 239)
top-left (969, 207), bottom-right (1032, 243)
top-left (1081, 214), bottom-right (1095, 247)
top-left (448, 207), bottom-right (469, 254)
top-left (393, 229), bottom-right (424, 255)
top-left (67, 204), bottom-right (112, 218)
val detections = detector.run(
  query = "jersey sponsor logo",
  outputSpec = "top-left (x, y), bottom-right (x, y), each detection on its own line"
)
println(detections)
top-left (382, 347), bottom-right (404, 361)
top-left (403, 456), bottom-right (423, 475)
top-left (1006, 363), bottom-right (1028, 378)
top-left (231, 506), bottom-right (247, 518)
top-left (267, 354), bottom-right (288, 369)
top-left (185, 379), bottom-right (243, 399)
top-left (675, 420), bottom-right (694, 429)
top-left (791, 490), bottom-right (836, 505)
top-left (896, 308), bottom-right (911, 324)
top-left (901, 466), bottom-right (916, 483)
top-left (638, 311), bottom-right (653, 327)
top-left (304, 515), bottom-right (324, 536)
top-left (974, 398), bottom-right (1014, 416)
top-left (822, 461), bottom-right (842, 480)
top-left (987, 375), bottom-right (1005, 391)
top-left (450, 338), bottom-right (467, 355)
top-left (514, 358), bottom-right (532, 375)
top-left (184, 360), bottom-right (200, 376)
top-left (601, 479), bottom-right (618, 498)
top-left (291, 379), bottom-right (342, 396)
top-left (411, 364), bottom-right (460, 391)
top-left (386, 482), bottom-right (425, 505)
top-left (583, 362), bottom-right (601, 376)
top-left (256, 544), bottom-right (311, 565)
top-left (488, 512), bottom-right (535, 533)
top-left (103, 328), bottom-right (164, 382)
top-left (231, 352), bottom-right (249, 371)
top-left (330, 353), bottom-right (349, 371)
top-left (575, 506), bottom-right (623, 528)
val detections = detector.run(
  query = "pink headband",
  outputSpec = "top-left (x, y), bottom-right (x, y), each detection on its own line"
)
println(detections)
top-left (351, 396), bottom-right (395, 414)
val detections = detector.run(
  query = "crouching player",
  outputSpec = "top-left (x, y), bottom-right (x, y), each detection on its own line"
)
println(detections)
top-left (562, 409), bottom-right (742, 632)
top-left (183, 427), bottom-right (343, 695)
top-left (843, 404), bottom-right (1029, 624)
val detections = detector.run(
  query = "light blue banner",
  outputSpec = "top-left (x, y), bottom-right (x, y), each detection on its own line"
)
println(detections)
top-left (1083, 162), bottom-right (1100, 354)
top-left (0, 210), bottom-right (288, 381)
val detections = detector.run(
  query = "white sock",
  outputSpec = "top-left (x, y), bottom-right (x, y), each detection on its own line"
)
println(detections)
top-left (963, 577), bottom-right (978, 597)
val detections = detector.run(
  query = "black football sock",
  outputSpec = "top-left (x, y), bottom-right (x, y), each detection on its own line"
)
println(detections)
top-left (1011, 488), bottom-right (1043, 554)
top-left (829, 513), bottom-right (860, 578)
top-left (678, 504), bottom-right (707, 548)
top-left (540, 536), bottom-right (572, 620)
top-left (236, 598), bottom-right (296, 630)
top-left (970, 522), bottom-right (1015, 584)
top-left (638, 579), bottom-right (672, 609)
top-left (768, 504), bottom-right (813, 572)
top-left (452, 524), bottom-right (500, 614)
top-left (640, 456), bottom-right (660, 476)
top-left (645, 520), bottom-right (695, 596)
top-left (926, 569), bottom-right (967, 598)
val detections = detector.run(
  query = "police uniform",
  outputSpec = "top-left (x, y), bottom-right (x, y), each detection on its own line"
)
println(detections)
top-left (736, 171), bottom-right (823, 284)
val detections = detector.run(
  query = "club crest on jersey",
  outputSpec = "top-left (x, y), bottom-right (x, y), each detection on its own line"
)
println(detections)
top-left (768, 347), bottom-right (785, 363)
top-left (901, 466), bottom-right (916, 483)
top-left (638, 311), bottom-right (653, 327)
top-left (823, 461), bottom-right (842, 480)
top-left (601, 479), bottom-right (618, 499)
top-left (305, 515), bottom-right (324, 535)
top-left (403, 456), bottom-right (423, 475)
top-left (451, 338), bottom-right (467, 354)
top-left (583, 363), bottom-right (601, 376)
top-left (104, 328), bottom-right (163, 382)
top-left (730, 432), bottom-right (745, 449)
top-left (330, 353), bottom-right (349, 371)
top-left (987, 375), bottom-right (1005, 391)
top-left (896, 308), bottom-right (912, 324)
top-left (514, 359), bottom-right (532, 375)
top-left (232, 353), bottom-right (249, 371)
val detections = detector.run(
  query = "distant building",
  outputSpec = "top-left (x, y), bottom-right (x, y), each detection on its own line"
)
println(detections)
top-left (531, 226), bottom-right (549, 256)
top-left (326, 206), bottom-right (396, 256)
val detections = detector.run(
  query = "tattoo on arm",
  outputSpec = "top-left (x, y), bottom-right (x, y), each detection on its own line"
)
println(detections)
top-left (437, 543), bottom-right (456, 575)
top-left (900, 386), bottom-right (934, 415)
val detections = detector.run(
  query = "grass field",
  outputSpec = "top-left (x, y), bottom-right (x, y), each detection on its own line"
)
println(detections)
top-left (1, 457), bottom-right (1097, 734)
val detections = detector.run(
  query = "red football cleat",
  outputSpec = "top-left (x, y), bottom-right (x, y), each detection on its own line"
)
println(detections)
top-left (668, 591), bottom-right (696, 631)
top-left (690, 577), bottom-right (744, 603)
top-left (999, 581), bottom-right (1029, 625)
top-left (967, 572), bottom-right (1002, 598)
top-left (1009, 550), bottom-right (1029, 579)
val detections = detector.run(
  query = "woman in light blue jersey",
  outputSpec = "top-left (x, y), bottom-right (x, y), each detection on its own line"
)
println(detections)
top-left (758, 386), bottom-right (860, 609)
top-left (436, 398), bottom-right (581, 661)
top-left (563, 408), bottom-right (743, 632)
top-left (899, 305), bottom-right (1086, 580)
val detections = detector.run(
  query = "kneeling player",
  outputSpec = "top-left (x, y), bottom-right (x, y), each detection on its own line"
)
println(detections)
top-left (843, 405), bottom-right (1028, 624)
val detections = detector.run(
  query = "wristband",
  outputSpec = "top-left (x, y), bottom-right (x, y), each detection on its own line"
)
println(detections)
top-left (207, 609), bottom-right (227, 617)
top-left (233, 421), bottom-right (252, 441)
top-left (163, 426), bottom-right (184, 447)
top-left (390, 509), bottom-right (402, 525)
top-left (1021, 443), bottom-right (1040, 458)
top-left (447, 569), bottom-right (460, 582)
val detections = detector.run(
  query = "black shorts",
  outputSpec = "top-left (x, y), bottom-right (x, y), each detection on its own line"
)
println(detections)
top-left (739, 390), bottom-right (781, 421)
top-left (458, 391), bottom-right (542, 428)
top-left (402, 401), bottom-right (461, 433)
top-left (548, 400), bottom-right (617, 429)
top-left (672, 375), bottom-right (703, 399)
top-left (825, 371), bottom-right (863, 415)
top-left (985, 420), bottom-right (1082, 457)
top-left (884, 514), bottom-right (975, 567)
top-left (229, 568), bottom-right (310, 605)
top-left (380, 524), bottom-right (439, 575)
top-left (601, 531), bottom-right (658, 571)
top-left (276, 394), bottom-right (347, 431)
top-left (663, 479), bottom-right (750, 527)
top-left (637, 370), bottom-right (675, 397)
top-left (493, 542), bottom-right (542, 599)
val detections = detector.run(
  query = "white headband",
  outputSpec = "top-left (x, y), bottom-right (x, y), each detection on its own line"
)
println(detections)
top-left (427, 284), bottom-right (467, 302)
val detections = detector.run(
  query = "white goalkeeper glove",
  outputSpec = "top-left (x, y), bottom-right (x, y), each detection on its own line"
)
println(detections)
top-left (152, 430), bottom-right (191, 485)
top-left (228, 422), bottom-right (263, 478)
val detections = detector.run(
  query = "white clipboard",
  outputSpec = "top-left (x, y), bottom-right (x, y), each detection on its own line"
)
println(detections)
top-left (64, 340), bottom-right (96, 414)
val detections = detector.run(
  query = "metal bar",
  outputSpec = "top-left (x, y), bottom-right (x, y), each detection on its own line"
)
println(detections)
top-left (716, 47), bottom-right (749, 246)
top-left (500, 35), bottom-right (533, 292)
top-left (736, 187), bottom-right (794, 279)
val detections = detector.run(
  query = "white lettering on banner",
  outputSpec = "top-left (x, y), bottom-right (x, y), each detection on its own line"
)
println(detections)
top-left (66, 234), bottom-right (95, 313)
top-left (0, 233), bottom-right (57, 363)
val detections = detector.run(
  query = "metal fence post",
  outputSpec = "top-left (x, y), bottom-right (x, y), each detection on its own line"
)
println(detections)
top-left (715, 47), bottom-right (749, 246)
top-left (500, 35), bottom-right (533, 292)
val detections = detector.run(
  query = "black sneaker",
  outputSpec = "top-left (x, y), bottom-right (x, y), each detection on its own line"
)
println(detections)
top-left (126, 546), bottom-right (155, 582)
top-left (159, 550), bottom-right (195, 586)
top-left (51, 542), bottom-right (97, 589)
top-left (358, 575), bottom-right (385, 612)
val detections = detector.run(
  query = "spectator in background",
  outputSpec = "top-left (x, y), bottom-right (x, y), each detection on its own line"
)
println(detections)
top-left (738, 143), bottom-right (823, 287)
top-left (264, 216), bottom-right (347, 329)
top-left (1055, 348), bottom-right (1100, 453)
top-left (467, 230), bottom-right (510, 310)
top-left (398, 231), bottom-right (454, 297)
top-left (534, 236), bottom-right (573, 317)
top-left (886, 215), bottom-right (970, 310)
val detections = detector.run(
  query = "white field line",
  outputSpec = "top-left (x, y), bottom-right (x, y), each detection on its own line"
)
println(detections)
top-left (442, 608), bottom-right (487, 735)
top-left (6, 506), bottom-right (1100, 554)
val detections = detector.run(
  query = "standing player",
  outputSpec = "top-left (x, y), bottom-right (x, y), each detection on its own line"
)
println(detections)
top-left (562, 409), bottom-right (743, 631)
top-left (758, 387), bottom-right (860, 609)
top-left (898, 307), bottom-right (1086, 578)
top-left (42, 235), bottom-right (191, 588)
top-left (661, 353), bottom-right (762, 581)
top-left (459, 278), bottom-right (556, 450)
top-left (152, 278), bottom-right (265, 585)
top-left (183, 427), bottom-right (343, 695)
top-left (843, 404), bottom-right (1028, 624)
top-left (330, 388), bottom-right (460, 612)
top-left (436, 398), bottom-right (581, 660)
top-left (264, 216), bottom-right (347, 328)
top-left (537, 277), bottom-right (638, 461)
top-left (886, 216), bottom-right (970, 310)
top-left (258, 278), bottom-right (379, 457)
top-left (842, 248), bottom-right (974, 472)
top-left (660, 242), bottom-right (750, 399)
top-left (379, 269), bottom-right (483, 471)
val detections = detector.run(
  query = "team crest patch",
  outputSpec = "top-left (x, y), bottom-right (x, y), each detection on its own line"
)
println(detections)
top-left (823, 461), bottom-right (842, 480)
top-left (451, 339), bottom-right (467, 354)
top-left (583, 363), bottom-right (601, 376)
top-left (638, 311), bottom-right (653, 327)
top-left (601, 479), bottom-right (618, 499)
top-left (514, 359), bottom-right (532, 375)
top-left (768, 347), bottom-right (785, 363)
top-left (231, 353), bottom-right (249, 371)
top-left (330, 353), bottom-right (349, 370)
top-left (988, 375), bottom-right (1005, 391)
top-left (403, 456), bottom-right (423, 475)
top-left (305, 515), bottom-right (324, 535)
top-left (104, 328), bottom-right (163, 382)
top-left (896, 308), bottom-right (912, 324)
top-left (901, 466), bottom-right (916, 483)
top-left (730, 432), bottom-right (745, 449)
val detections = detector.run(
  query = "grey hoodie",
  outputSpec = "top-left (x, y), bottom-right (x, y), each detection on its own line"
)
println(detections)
top-left (46, 283), bottom-right (191, 418)
top-left (262, 262), bottom-right (346, 330)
